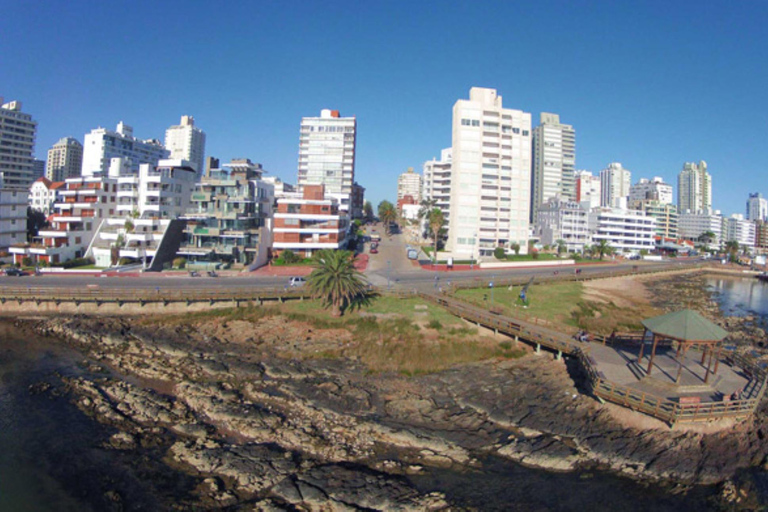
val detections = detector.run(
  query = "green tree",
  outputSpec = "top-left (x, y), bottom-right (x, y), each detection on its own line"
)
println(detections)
top-left (556, 239), bottom-right (567, 255)
top-left (427, 208), bottom-right (445, 262)
top-left (511, 243), bottom-right (521, 255)
top-left (377, 201), bottom-right (397, 235)
top-left (594, 239), bottom-right (613, 260)
top-left (306, 250), bottom-right (368, 317)
top-left (493, 247), bottom-right (506, 260)
top-left (363, 201), bottom-right (374, 222)
top-left (725, 240), bottom-right (740, 262)
top-left (27, 207), bottom-right (48, 241)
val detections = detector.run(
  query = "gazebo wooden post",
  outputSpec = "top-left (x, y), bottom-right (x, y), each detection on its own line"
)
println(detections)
top-left (701, 345), bottom-right (708, 364)
top-left (646, 333), bottom-right (659, 376)
top-left (713, 345), bottom-right (722, 376)
top-left (704, 344), bottom-right (715, 384)
top-left (676, 343), bottom-right (689, 383)
top-left (638, 328), bottom-right (648, 362)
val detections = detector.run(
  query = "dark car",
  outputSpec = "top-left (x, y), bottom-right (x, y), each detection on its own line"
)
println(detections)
top-left (4, 267), bottom-right (24, 276)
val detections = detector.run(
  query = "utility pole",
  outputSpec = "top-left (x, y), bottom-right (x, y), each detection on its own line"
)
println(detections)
top-left (387, 260), bottom-right (391, 290)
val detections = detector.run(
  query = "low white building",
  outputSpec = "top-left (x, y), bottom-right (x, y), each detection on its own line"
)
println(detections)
top-left (0, 188), bottom-right (28, 254)
top-left (87, 159), bottom-right (198, 268)
top-left (629, 177), bottom-right (673, 207)
top-left (724, 214), bottom-right (756, 250)
top-left (29, 177), bottom-right (65, 215)
top-left (589, 207), bottom-right (656, 253)
top-left (575, 170), bottom-right (600, 209)
top-left (678, 210), bottom-right (724, 245)
top-left (535, 197), bottom-right (590, 252)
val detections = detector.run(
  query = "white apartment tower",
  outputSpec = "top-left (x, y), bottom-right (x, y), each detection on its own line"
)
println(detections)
top-left (422, 148), bottom-right (452, 224)
top-left (628, 177), bottom-right (674, 208)
top-left (46, 137), bottom-right (83, 182)
top-left (164, 115), bottom-right (206, 175)
top-left (678, 161), bottom-right (711, 213)
top-left (397, 167), bottom-right (422, 202)
top-left (82, 122), bottom-right (169, 177)
top-left (297, 109), bottom-right (356, 210)
top-left (0, 99), bottom-right (38, 189)
top-left (575, 170), bottom-right (601, 208)
top-left (531, 112), bottom-right (575, 220)
top-left (747, 193), bottom-right (768, 222)
top-left (446, 87), bottom-right (532, 258)
top-left (600, 162), bottom-right (631, 208)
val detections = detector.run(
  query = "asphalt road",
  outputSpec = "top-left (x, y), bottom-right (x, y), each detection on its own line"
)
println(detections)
top-left (0, 231), bottom-right (704, 292)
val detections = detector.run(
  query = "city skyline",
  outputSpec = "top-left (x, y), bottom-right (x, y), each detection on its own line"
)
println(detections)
top-left (2, 1), bottom-right (767, 216)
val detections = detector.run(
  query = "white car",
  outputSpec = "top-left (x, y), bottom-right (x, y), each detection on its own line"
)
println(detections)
top-left (289, 276), bottom-right (306, 287)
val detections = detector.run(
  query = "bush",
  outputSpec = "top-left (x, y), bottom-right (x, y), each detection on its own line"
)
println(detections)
top-left (21, 256), bottom-right (32, 267)
top-left (117, 257), bottom-right (134, 266)
top-left (62, 257), bottom-right (95, 269)
top-left (281, 250), bottom-right (300, 264)
top-left (427, 319), bottom-right (443, 330)
top-left (531, 251), bottom-right (539, 260)
top-left (173, 257), bottom-right (187, 269)
top-left (493, 247), bottom-right (506, 260)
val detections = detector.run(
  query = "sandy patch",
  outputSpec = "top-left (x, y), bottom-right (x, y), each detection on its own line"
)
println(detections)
top-left (582, 275), bottom-right (656, 308)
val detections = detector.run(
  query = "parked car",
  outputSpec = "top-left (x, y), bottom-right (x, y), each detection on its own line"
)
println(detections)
top-left (289, 276), bottom-right (306, 287)
top-left (3, 267), bottom-right (24, 276)
top-left (370, 248), bottom-right (379, 254)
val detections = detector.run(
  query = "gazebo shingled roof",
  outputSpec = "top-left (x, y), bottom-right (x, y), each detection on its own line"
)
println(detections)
top-left (641, 309), bottom-right (728, 343)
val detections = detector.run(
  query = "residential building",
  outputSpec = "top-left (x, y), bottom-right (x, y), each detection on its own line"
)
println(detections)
top-left (0, 188), bottom-right (27, 253)
top-left (179, 158), bottom-right (274, 270)
top-left (755, 221), bottom-right (768, 254)
top-left (82, 122), bottom-right (169, 177)
top-left (635, 200), bottom-right (678, 239)
top-left (723, 214), bottom-right (756, 251)
top-left (535, 197), bottom-right (590, 253)
top-left (600, 162), bottom-right (631, 208)
top-left (29, 177), bottom-right (65, 215)
top-left (0, 99), bottom-right (38, 189)
top-left (678, 210), bottom-right (723, 245)
top-left (446, 87), bottom-right (532, 258)
top-left (262, 176), bottom-right (295, 196)
top-left (575, 170), bottom-right (601, 209)
top-left (422, 148), bottom-right (452, 226)
top-left (589, 207), bottom-right (656, 254)
top-left (46, 137), bottom-right (83, 182)
top-left (32, 159), bottom-right (45, 181)
top-left (747, 193), bottom-right (768, 222)
top-left (272, 184), bottom-right (349, 258)
top-left (350, 182), bottom-right (365, 219)
top-left (397, 167), bottom-right (422, 202)
top-left (629, 177), bottom-right (673, 207)
top-left (164, 116), bottom-right (206, 175)
top-left (678, 161), bottom-right (712, 214)
top-left (531, 112), bottom-right (576, 220)
top-left (10, 173), bottom-right (118, 265)
top-left (297, 109), bottom-right (356, 213)
top-left (87, 159), bottom-right (199, 268)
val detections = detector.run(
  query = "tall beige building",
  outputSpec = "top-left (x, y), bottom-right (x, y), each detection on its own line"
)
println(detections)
top-left (397, 167), bottom-right (421, 201)
top-left (0, 99), bottom-right (37, 188)
top-left (446, 87), bottom-right (532, 258)
top-left (678, 161), bottom-right (712, 213)
top-left (531, 113), bottom-right (575, 220)
top-left (164, 115), bottom-right (206, 175)
top-left (600, 162), bottom-right (631, 208)
top-left (46, 137), bottom-right (83, 181)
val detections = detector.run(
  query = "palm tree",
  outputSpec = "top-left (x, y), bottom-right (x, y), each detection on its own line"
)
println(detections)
top-left (555, 239), bottom-right (567, 255)
top-left (363, 201), bottom-right (374, 222)
top-left (306, 250), bottom-right (368, 317)
top-left (725, 240), bottom-right (740, 262)
top-left (427, 208), bottom-right (445, 263)
top-left (377, 201), bottom-right (397, 235)
top-left (594, 239), bottom-right (612, 260)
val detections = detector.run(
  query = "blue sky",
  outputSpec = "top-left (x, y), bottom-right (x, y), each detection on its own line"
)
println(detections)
top-left (2, 1), bottom-right (767, 215)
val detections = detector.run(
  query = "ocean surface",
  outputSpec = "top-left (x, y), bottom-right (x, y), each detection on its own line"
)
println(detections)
top-left (7, 277), bottom-right (768, 511)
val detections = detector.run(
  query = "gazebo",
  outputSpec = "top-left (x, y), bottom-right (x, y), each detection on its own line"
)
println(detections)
top-left (638, 310), bottom-right (729, 384)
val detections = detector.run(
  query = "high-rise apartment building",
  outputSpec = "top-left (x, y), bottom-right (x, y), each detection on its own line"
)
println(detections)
top-left (575, 170), bottom-right (601, 209)
top-left (164, 115), bottom-right (206, 175)
top-left (678, 161), bottom-right (711, 214)
top-left (297, 109), bottom-right (356, 211)
top-left (46, 137), bottom-right (83, 182)
top-left (422, 148), bottom-right (452, 225)
top-left (600, 162), bottom-right (631, 208)
top-left (747, 193), bottom-right (768, 222)
top-left (82, 122), bottom-right (169, 177)
top-left (397, 167), bottom-right (422, 202)
top-left (628, 177), bottom-right (673, 208)
top-left (446, 87), bottom-right (532, 258)
top-left (531, 112), bottom-right (575, 220)
top-left (0, 99), bottom-right (38, 189)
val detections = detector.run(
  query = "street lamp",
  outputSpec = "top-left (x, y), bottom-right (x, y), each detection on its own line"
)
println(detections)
top-left (470, 233), bottom-right (477, 270)
top-left (387, 260), bottom-right (391, 290)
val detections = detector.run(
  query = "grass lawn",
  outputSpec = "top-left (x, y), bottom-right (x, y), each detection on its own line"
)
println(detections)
top-left (455, 281), bottom-right (584, 330)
